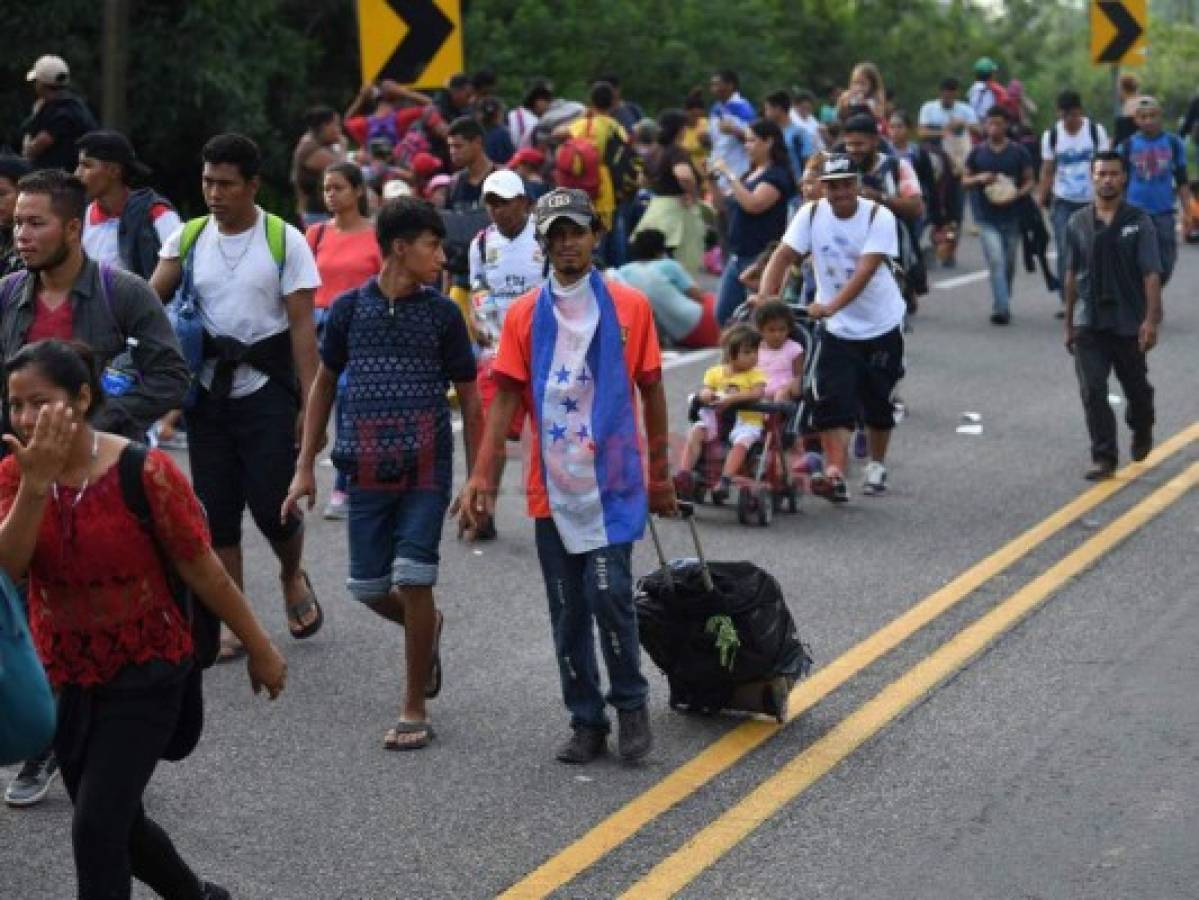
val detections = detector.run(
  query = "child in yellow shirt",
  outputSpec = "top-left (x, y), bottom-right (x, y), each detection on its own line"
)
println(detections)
top-left (678, 324), bottom-right (766, 501)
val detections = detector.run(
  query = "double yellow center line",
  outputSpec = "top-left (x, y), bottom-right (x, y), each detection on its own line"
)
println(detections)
top-left (503, 422), bottom-right (1199, 899)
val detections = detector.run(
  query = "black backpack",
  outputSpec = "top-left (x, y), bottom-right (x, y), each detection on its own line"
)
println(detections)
top-left (1047, 119), bottom-right (1100, 155)
top-left (604, 127), bottom-right (643, 205)
top-left (117, 442), bottom-right (220, 669)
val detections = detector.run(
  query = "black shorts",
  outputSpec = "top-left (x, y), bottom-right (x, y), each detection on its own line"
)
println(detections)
top-left (185, 378), bottom-right (302, 548)
top-left (810, 327), bottom-right (905, 432)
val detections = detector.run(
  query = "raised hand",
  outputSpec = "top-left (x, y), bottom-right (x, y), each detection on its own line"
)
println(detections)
top-left (2, 402), bottom-right (77, 491)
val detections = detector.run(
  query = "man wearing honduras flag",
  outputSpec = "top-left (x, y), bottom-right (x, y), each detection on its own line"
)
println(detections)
top-left (455, 188), bottom-right (677, 764)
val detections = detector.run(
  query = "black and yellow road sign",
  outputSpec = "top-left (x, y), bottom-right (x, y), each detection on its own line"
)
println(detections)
top-left (357, 0), bottom-right (463, 88)
top-left (1091, 0), bottom-right (1148, 66)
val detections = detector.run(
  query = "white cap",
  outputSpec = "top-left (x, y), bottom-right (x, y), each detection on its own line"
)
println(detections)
top-left (382, 179), bottom-right (412, 200)
top-left (26, 55), bottom-right (70, 86)
top-left (481, 169), bottom-right (526, 200)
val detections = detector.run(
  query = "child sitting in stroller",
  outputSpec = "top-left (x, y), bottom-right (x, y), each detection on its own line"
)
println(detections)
top-left (677, 324), bottom-right (767, 503)
top-left (753, 300), bottom-right (804, 402)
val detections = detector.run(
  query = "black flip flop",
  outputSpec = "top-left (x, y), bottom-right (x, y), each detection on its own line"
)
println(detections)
top-left (425, 611), bottom-right (444, 699)
top-left (285, 571), bottom-right (324, 640)
top-left (384, 720), bottom-right (435, 751)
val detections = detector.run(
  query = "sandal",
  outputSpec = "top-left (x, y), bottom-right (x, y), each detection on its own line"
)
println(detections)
top-left (285, 571), bottom-right (324, 640)
top-left (217, 632), bottom-right (246, 664)
top-left (384, 719), bottom-right (435, 751)
top-left (426, 610), bottom-right (444, 699)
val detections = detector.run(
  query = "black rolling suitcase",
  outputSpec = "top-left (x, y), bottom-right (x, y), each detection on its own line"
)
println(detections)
top-left (635, 503), bottom-right (812, 722)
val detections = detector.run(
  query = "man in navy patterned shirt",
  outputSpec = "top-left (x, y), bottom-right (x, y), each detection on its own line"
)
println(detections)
top-left (283, 198), bottom-right (482, 751)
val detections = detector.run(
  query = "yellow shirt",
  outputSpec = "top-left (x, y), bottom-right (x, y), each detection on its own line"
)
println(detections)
top-left (569, 112), bottom-right (627, 226)
top-left (681, 118), bottom-right (710, 175)
top-left (703, 364), bottom-right (766, 428)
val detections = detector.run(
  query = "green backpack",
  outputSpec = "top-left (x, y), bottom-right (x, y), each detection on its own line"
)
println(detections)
top-left (178, 212), bottom-right (287, 273)
top-left (171, 212), bottom-right (289, 406)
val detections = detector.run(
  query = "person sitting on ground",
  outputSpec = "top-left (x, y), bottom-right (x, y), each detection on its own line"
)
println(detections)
top-left (283, 198), bottom-right (482, 751)
top-left (754, 300), bottom-right (804, 402)
top-left (615, 228), bottom-right (718, 348)
top-left (676, 323), bottom-right (766, 502)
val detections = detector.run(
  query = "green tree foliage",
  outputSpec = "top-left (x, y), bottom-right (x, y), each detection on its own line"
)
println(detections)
top-left (2, 0), bottom-right (1195, 219)
top-left (1, 0), bottom-right (319, 216)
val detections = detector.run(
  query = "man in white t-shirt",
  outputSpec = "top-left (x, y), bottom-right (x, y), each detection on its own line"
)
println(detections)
top-left (708, 70), bottom-right (756, 183)
top-left (918, 78), bottom-right (980, 143)
top-left (789, 90), bottom-right (825, 154)
top-left (75, 130), bottom-right (182, 279)
top-left (465, 168), bottom-right (545, 539)
top-left (150, 133), bottom-right (324, 658)
top-left (759, 154), bottom-right (906, 501)
top-left (1037, 89), bottom-right (1110, 313)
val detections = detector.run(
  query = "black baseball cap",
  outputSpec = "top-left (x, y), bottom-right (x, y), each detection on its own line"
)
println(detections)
top-left (818, 153), bottom-right (860, 181)
top-left (76, 130), bottom-right (151, 179)
top-left (535, 188), bottom-right (597, 236)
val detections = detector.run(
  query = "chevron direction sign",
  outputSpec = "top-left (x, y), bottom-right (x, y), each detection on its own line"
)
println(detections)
top-left (1091, 0), bottom-right (1148, 66)
top-left (357, 0), bottom-right (463, 88)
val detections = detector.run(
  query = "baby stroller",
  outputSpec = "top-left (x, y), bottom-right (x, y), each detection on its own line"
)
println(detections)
top-left (675, 396), bottom-right (801, 527)
top-left (726, 297), bottom-right (825, 475)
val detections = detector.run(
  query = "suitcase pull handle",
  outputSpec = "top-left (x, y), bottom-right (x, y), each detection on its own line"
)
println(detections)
top-left (647, 501), bottom-right (714, 593)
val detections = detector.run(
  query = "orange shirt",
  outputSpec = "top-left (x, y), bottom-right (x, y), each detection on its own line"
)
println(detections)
top-left (493, 278), bottom-right (662, 518)
top-left (306, 223), bottom-right (383, 309)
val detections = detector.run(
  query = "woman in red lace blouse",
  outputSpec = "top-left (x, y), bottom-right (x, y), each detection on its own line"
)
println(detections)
top-left (0, 340), bottom-right (287, 900)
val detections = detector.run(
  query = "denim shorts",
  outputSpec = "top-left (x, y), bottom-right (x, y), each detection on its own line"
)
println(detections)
top-left (346, 485), bottom-right (449, 598)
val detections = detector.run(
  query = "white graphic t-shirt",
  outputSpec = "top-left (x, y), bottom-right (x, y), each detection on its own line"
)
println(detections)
top-left (468, 217), bottom-right (545, 348)
top-left (782, 199), bottom-right (905, 340)
top-left (1041, 119), bottom-right (1110, 204)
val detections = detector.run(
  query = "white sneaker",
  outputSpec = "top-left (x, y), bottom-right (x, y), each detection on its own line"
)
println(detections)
top-left (322, 490), bottom-right (349, 520)
top-left (863, 461), bottom-right (887, 496)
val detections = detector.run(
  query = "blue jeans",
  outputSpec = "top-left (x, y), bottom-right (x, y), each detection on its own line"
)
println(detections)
top-left (977, 220), bottom-right (1020, 316)
top-left (533, 518), bottom-right (649, 731)
top-left (716, 253), bottom-right (755, 325)
top-left (1050, 198), bottom-right (1088, 304)
top-left (346, 486), bottom-right (449, 597)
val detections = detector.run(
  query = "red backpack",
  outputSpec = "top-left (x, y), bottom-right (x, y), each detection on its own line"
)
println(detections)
top-left (554, 114), bottom-right (601, 198)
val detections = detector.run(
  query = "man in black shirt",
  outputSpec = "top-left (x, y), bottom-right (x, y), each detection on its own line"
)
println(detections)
top-left (1063, 151), bottom-right (1162, 481)
top-left (434, 73), bottom-right (475, 125)
top-left (19, 56), bottom-right (98, 172)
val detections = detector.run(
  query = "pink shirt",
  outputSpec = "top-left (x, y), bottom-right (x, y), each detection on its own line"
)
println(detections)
top-left (757, 339), bottom-right (804, 395)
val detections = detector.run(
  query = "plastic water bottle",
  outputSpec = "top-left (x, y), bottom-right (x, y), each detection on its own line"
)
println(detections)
top-left (101, 337), bottom-right (140, 397)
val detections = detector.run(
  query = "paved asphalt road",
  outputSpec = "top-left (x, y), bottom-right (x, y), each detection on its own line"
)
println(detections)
top-left (4, 227), bottom-right (1198, 899)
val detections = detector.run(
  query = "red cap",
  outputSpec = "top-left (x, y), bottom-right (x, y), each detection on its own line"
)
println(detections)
top-left (411, 152), bottom-right (443, 178)
top-left (509, 148), bottom-right (546, 170)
